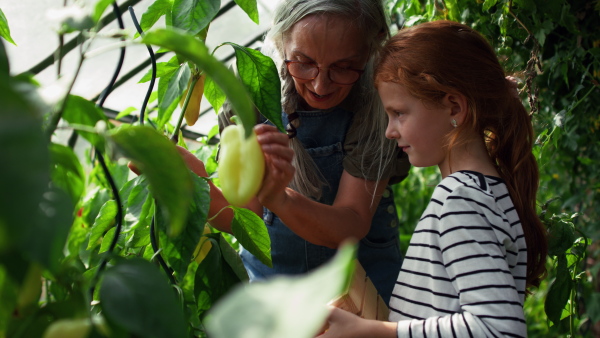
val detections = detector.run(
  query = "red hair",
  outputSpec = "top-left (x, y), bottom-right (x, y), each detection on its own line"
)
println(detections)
top-left (375, 20), bottom-right (547, 289)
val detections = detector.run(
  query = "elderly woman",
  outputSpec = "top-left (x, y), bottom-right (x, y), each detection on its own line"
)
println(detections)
top-left (181, 0), bottom-right (410, 304)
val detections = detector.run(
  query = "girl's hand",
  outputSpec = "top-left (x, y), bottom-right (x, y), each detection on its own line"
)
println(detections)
top-left (318, 307), bottom-right (365, 338)
top-left (319, 307), bottom-right (397, 338)
top-left (254, 124), bottom-right (295, 208)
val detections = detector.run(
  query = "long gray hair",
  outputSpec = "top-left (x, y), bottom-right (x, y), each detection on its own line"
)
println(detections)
top-left (262, 0), bottom-right (396, 199)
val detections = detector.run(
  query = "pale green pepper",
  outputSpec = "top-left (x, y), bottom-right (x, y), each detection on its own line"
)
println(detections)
top-left (218, 124), bottom-right (265, 206)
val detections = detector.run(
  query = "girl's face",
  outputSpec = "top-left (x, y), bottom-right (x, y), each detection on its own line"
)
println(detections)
top-left (284, 15), bottom-right (369, 110)
top-left (379, 81), bottom-right (454, 169)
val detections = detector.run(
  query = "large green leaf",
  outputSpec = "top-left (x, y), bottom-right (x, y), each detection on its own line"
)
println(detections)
top-left (143, 28), bottom-right (256, 138)
top-left (157, 63), bottom-right (190, 128)
top-left (230, 206), bottom-right (271, 267)
top-left (107, 125), bottom-right (194, 237)
top-left (234, 0), bottom-right (259, 24)
top-left (99, 258), bottom-right (187, 338)
top-left (49, 143), bottom-right (85, 205)
top-left (225, 43), bottom-right (284, 131)
top-left (62, 95), bottom-right (109, 150)
top-left (156, 174), bottom-right (210, 279)
top-left (0, 81), bottom-right (47, 253)
top-left (0, 9), bottom-right (16, 46)
top-left (205, 242), bottom-right (357, 338)
top-left (171, 0), bottom-right (220, 35)
top-left (544, 255), bottom-right (573, 324)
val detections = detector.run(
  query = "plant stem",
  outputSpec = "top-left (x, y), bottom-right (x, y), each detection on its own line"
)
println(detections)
top-left (171, 74), bottom-right (200, 142)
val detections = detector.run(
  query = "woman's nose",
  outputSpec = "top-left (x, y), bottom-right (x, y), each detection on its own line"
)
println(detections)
top-left (311, 69), bottom-right (332, 94)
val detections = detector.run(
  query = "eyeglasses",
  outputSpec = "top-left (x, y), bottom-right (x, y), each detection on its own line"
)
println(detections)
top-left (284, 60), bottom-right (364, 85)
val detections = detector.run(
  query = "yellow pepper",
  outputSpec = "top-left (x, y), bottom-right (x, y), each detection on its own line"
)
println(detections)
top-left (180, 75), bottom-right (206, 127)
top-left (218, 124), bottom-right (265, 207)
top-left (43, 318), bottom-right (92, 338)
top-left (193, 224), bottom-right (213, 264)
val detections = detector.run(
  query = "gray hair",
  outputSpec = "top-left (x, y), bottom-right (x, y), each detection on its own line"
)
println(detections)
top-left (262, 0), bottom-right (396, 199)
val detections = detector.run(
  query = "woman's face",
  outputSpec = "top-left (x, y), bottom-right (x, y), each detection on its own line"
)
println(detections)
top-left (284, 15), bottom-right (369, 110)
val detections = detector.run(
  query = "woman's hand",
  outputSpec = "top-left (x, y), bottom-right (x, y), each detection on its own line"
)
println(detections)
top-left (319, 307), bottom-right (397, 338)
top-left (254, 124), bottom-right (295, 209)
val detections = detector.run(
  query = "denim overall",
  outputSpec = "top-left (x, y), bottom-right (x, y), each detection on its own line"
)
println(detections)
top-left (240, 107), bottom-right (402, 304)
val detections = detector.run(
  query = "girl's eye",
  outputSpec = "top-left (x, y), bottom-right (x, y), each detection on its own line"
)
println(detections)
top-left (394, 111), bottom-right (404, 116)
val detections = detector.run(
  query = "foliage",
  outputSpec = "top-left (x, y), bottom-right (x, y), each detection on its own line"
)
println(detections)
top-left (0, 0), bottom-right (288, 337)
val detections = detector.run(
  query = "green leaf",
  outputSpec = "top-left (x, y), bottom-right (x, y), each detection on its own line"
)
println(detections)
top-left (545, 255), bottom-right (573, 324)
top-left (123, 178), bottom-right (151, 229)
top-left (115, 106), bottom-right (137, 120)
top-left (81, 186), bottom-right (111, 227)
top-left (171, 0), bottom-right (220, 35)
top-left (62, 95), bottom-right (109, 150)
top-left (218, 234), bottom-right (248, 282)
top-left (99, 226), bottom-right (118, 253)
top-left (547, 216), bottom-right (576, 256)
top-left (482, 0), bottom-right (498, 12)
top-left (0, 9), bottom-right (16, 45)
top-left (157, 63), bottom-right (190, 128)
top-left (194, 237), bottom-right (245, 315)
top-left (92, 0), bottom-right (115, 23)
top-left (99, 258), bottom-right (187, 338)
top-left (230, 206), bottom-right (272, 267)
top-left (49, 143), bottom-right (85, 205)
top-left (107, 125), bottom-right (194, 237)
top-left (226, 43), bottom-right (284, 131)
top-left (444, 0), bottom-right (460, 21)
top-left (137, 0), bottom-right (172, 35)
top-left (587, 292), bottom-right (600, 322)
top-left (234, 0), bottom-right (259, 24)
top-left (204, 75), bottom-right (226, 113)
top-left (156, 174), bottom-right (210, 279)
top-left (205, 241), bottom-right (357, 338)
top-left (0, 266), bottom-right (18, 332)
top-left (0, 81), bottom-right (48, 253)
top-left (138, 56), bottom-right (180, 83)
top-left (88, 200), bottom-right (117, 250)
top-left (26, 185), bottom-right (73, 273)
top-left (0, 38), bottom-right (9, 76)
top-left (143, 28), bottom-right (256, 138)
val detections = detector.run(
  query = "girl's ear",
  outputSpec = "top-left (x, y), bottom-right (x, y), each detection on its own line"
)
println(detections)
top-left (443, 92), bottom-right (469, 126)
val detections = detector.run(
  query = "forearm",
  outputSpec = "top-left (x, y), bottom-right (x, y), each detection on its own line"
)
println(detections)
top-left (265, 187), bottom-right (370, 248)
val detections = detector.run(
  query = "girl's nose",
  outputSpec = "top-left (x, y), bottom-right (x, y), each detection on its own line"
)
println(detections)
top-left (385, 120), bottom-right (399, 140)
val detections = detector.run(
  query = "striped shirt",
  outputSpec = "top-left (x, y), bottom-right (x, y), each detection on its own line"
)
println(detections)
top-left (389, 171), bottom-right (527, 338)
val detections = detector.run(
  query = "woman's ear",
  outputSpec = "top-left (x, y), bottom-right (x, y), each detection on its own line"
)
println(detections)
top-left (443, 92), bottom-right (468, 126)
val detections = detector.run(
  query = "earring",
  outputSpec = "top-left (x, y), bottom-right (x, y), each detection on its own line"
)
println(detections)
top-left (451, 119), bottom-right (458, 128)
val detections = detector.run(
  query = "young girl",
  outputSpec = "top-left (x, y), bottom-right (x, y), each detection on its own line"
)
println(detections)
top-left (320, 20), bottom-right (547, 338)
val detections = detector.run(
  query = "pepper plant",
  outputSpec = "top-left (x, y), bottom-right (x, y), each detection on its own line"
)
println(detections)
top-left (0, 1), bottom-right (355, 337)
